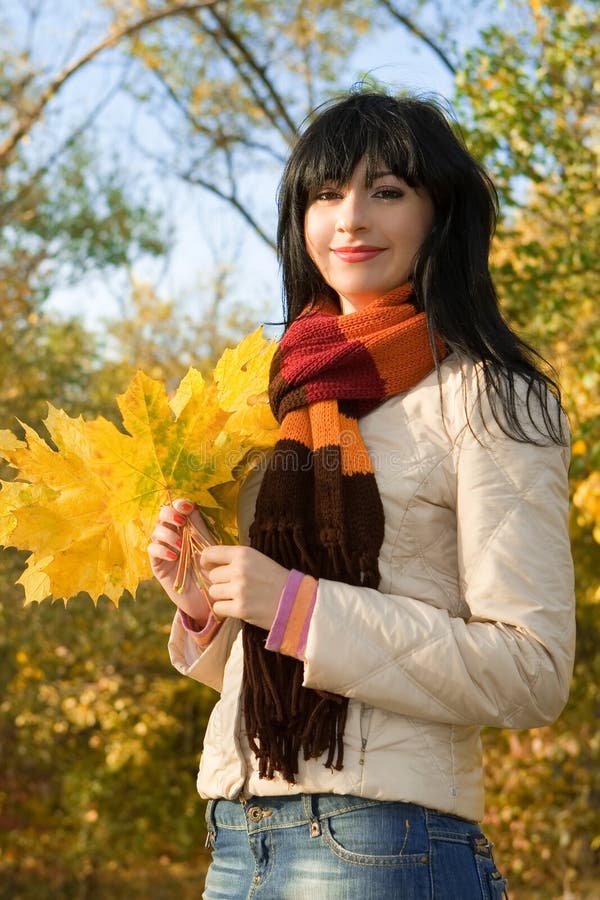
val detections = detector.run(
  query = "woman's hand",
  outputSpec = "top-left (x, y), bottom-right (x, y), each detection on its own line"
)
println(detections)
top-left (201, 545), bottom-right (289, 632)
top-left (148, 499), bottom-right (214, 624)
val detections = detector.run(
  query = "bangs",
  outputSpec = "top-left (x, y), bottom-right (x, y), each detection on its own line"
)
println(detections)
top-left (296, 98), bottom-right (425, 196)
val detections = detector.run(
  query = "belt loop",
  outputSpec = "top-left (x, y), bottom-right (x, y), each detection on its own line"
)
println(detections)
top-left (302, 794), bottom-right (314, 821)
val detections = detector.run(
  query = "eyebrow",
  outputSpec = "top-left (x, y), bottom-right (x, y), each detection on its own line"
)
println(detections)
top-left (371, 170), bottom-right (399, 180)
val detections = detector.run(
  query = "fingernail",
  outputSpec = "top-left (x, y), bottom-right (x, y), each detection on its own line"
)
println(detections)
top-left (173, 513), bottom-right (186, 525)
top-left (166, 550), bottom-right (178, 560)
top-left (175, 537), bottom-right (182, 548)
top-left (174, 500), bottom-right (195, 514)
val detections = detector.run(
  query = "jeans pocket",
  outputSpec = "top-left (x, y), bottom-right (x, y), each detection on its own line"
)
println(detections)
top-left (321, 803), bottom-right (430, 866)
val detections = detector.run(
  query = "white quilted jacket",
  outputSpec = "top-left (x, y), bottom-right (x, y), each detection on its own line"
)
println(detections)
top-left (168, 355), bottom-right (575, 821)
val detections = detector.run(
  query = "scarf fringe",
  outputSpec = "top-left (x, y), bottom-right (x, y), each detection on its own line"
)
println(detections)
top-left (243, 622), bottom-right (347, 782)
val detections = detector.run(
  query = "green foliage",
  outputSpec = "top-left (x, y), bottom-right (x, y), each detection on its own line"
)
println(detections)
top-left (0, 135), bottom-right (167, 314)
top-left (27, 141), bottom-right (167, 273)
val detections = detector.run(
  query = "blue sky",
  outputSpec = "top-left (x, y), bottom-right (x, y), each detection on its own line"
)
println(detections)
top-left (13, 3), bottom-right (456, 331)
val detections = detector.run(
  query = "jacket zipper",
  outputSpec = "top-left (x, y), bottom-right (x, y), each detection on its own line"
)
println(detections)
top-left (359, 737), bottom-right (367, 766)
top-left (359, 703), bottom-right (373, 766)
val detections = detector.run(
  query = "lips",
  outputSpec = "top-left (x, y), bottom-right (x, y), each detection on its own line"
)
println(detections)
top-left (332, 246), bottom-right (386, 263)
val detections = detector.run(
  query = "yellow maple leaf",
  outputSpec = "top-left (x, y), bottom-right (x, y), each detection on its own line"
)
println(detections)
top-left (215, 327), bottom-right (279, 445)
top-left (0, 328), bottom-right (279, 606)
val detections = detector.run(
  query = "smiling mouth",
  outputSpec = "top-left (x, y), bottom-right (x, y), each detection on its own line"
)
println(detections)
top-left (332, 246), bottom-right (386, 262)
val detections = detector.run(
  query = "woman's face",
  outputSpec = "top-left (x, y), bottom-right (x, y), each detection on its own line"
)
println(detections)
top-left (304, 158), bottom-right (434, 314)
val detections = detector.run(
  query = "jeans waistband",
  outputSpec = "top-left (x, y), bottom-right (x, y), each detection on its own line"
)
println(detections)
top-left (207, 793), bottom-right (479, 837)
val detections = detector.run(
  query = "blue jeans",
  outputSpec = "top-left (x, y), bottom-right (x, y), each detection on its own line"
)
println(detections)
top-left (203, 793), bottom-right (509, 899)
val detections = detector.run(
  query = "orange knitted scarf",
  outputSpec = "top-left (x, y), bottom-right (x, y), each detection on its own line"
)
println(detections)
top-left (246, 283), bottom-right (445, 782)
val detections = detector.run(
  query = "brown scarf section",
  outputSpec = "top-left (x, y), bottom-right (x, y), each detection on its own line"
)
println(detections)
top-left (246, 283), bottom-right (445, 782)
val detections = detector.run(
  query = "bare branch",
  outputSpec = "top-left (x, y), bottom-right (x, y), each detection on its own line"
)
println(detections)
top-left (0, 0), bottom-right (220, 163)
top-left (184, 11), bottom-right (295, 145)
top-left (125, 120), bottom-right (277, 250)
top-left (207, 6), bottom-right (298, 138)
top-left (23, 0), bottom-right (43, 54)
top-left (377, 0), bottom-right (457, 75)
top-left (148, 67), bottom-right (287, 163)
top-left (202, 6), bottom-right (298, 141)
top-left (180, 170), bottom-right (276, 250)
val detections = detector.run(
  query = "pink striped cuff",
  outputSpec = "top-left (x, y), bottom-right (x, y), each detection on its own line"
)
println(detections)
top-left (265, 569), bottom-right (318, 661)
top-left (179, 609), bottom-right (222, 650)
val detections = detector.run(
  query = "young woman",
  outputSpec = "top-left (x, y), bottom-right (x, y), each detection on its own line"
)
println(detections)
top-left (149, 91), bottom-right (575, 899)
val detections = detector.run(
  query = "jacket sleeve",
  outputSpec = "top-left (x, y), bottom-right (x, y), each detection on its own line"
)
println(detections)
top-left (302, 394), bottom-right (575, 729)
top-left (168, 615), bottom-right (241, 693)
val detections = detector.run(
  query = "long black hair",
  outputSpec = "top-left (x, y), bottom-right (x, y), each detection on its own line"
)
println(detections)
top-left (276, 90), bottom-right (565, 445)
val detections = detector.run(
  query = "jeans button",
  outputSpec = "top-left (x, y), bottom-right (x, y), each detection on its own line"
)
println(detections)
top-left (247, 806), bottom-right (262, 821)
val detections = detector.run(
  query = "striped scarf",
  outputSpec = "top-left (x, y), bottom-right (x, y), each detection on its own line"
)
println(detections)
top-left (247, 283), bottom-right (445, 782)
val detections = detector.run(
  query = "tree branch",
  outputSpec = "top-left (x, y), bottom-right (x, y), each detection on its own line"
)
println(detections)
top-left (0, 0), bottom-right (220, 163)
top-left (204, 6), bottom-right (298, 141)
top-left (377, 0), bottom-right (457, 75)
top-left (180, 171), bottom-right (276, 250)
top-left (185, 11), bottom-right (295, 145)
top-left (149, 67), bottom-right (287, 163)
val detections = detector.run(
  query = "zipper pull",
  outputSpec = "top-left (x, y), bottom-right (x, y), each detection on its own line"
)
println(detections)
top-left (359, 737), bottom-right (367, 766)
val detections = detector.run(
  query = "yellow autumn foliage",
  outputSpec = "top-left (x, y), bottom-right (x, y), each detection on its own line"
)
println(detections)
top-left (0, 329), bottom-right (278, 606)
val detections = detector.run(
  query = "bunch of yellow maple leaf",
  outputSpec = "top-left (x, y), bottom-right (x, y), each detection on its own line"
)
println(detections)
top-left (0, 329), bottom-right (278, 606)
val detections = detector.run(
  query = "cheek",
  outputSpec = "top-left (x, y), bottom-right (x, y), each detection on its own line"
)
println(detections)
top-left (304, 217), bottom-right (315, 252)
top-left (416, 199), bottom-right (435, 244)
top-left (304, 220), bottom-right (326, 269)
top-left (400, 215), bottom-right (432, 256)
top-left (304, 207), bottom-right (331, 250)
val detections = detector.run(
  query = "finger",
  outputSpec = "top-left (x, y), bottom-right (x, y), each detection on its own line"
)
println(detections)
top-left (205, 562), bottom-right (234, 584)
top-left (201, 544), bottom-right (238, 568)
top-left (148, 539), bottom-right (178, 562)
top-left (151, 523), bottom-right (183, 551)
top-left (187, 509), bottom-right (216, 546)
top-left (211, 599), bottom-right (235, 620)
top-left (207, 581), bottom-right (235, 601)
top-left (159, 505), bottom-right (188, 528)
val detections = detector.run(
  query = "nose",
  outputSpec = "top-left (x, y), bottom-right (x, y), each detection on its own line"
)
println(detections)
top-left (335, 191), bottom-right (367, 233)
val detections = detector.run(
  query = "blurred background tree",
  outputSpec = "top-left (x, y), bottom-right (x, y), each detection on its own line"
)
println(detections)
top-left (454, 2), bottom-right (600, 894)
top-left (0, 1), bottom-right (598, 897)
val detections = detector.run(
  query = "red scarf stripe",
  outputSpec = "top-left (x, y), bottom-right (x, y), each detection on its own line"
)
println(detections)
top-left (278, 318), bottom-right (387, 408)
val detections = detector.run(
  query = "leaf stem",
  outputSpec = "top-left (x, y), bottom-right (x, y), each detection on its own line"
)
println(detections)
top-left (173, 517), bottom-right (213, 595)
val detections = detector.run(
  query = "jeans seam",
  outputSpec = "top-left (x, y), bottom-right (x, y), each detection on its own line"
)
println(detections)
top-left (316, 798), bottom-right (389, 819)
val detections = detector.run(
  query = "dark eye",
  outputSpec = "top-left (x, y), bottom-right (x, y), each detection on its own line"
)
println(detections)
top-left (313, 189), bottom-right (342, 201)
top-left (373, 188), bottom-right (404, 200)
